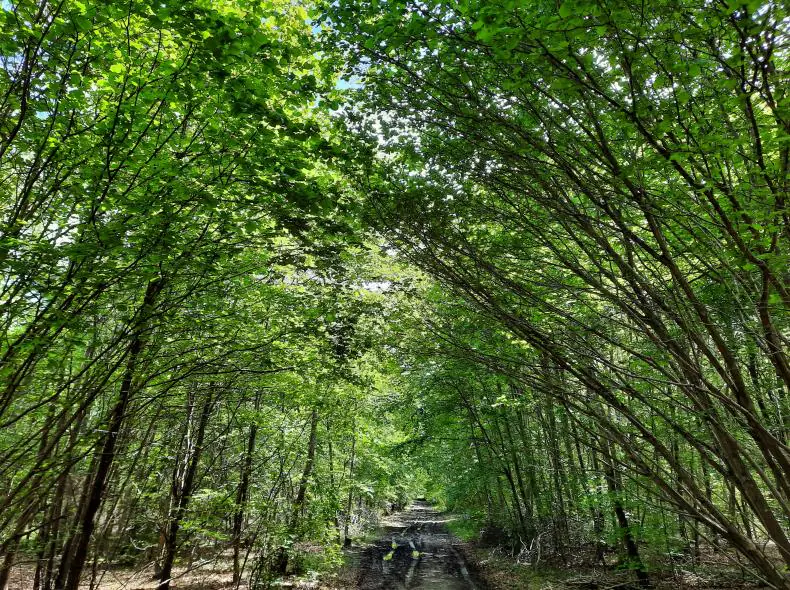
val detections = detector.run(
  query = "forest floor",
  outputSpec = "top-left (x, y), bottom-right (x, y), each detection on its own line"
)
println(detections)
top-left (447, 533), bottom-right (769, 590)
top-left (7, 502), bottom-right (483, 590)
top-left (7, 505), bottom-right (770, 590)
top-left (321, 501), bottom-right (769, 590)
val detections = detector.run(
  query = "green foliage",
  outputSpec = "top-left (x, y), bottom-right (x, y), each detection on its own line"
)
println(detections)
top-left (2, 0), bottom-right (790, 589)
top-left (0, 1), bottom-right (417, 586)
top-left (446, 516), bottom-right (482, 543)
top-left (326, 0), bottom-right (790, 586)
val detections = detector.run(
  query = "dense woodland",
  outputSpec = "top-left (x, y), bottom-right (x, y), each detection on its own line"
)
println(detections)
top-left (1, 0), bottom-right (789, 589)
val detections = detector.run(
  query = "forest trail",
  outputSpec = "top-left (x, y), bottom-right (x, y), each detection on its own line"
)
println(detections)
top-left (347, 501), bottom-right (485, 589)
top-left (3, 3), bottom-right (787, 590)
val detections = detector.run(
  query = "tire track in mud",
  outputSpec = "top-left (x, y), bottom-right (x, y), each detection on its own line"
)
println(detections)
top-left (350, 501), bottom-right (485, 589)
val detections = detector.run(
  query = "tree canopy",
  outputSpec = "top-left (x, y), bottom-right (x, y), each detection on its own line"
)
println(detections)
top-left (1, 0), bottom-right (789, 589)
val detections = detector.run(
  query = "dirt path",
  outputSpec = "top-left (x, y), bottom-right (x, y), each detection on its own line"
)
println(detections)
top-left (348, 501), bottom-right (486, 590)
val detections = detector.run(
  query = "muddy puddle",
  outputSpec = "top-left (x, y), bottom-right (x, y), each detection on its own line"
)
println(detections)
top-left (345, 501), bottom-right (485, 589)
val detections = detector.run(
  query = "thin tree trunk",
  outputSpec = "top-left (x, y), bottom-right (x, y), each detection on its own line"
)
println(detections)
top-left (233, 419), bottom-right (257, 586)
top-left (601, 436), bottom-right (649, 588)
top-left (54, 278), bottom-right (164, 590)
top-left (343, 427), bottom-right (356, 547)
top-left (157, 389), bottom-right (215, 590)
top-left (293, 409), bottom-right (319, 523)
top-left (275, 408), bottom-right (319, 574)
